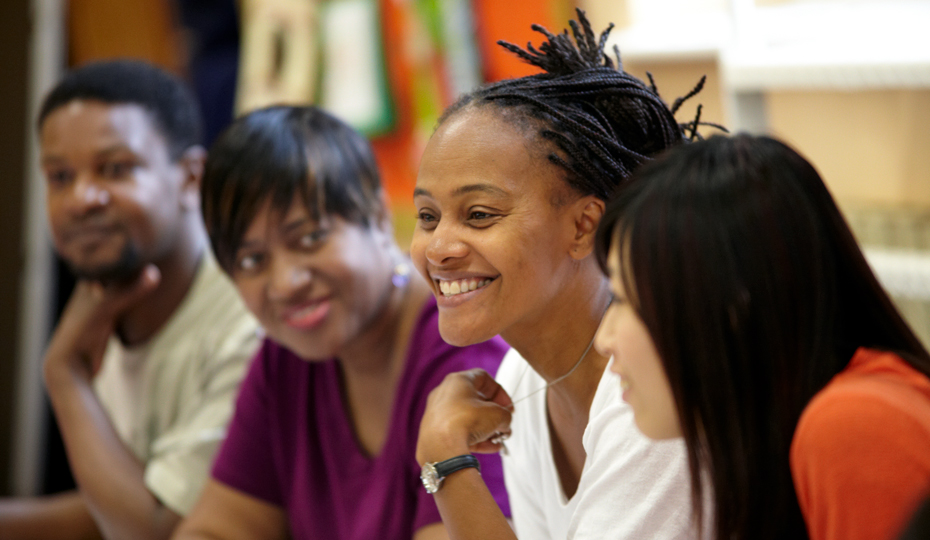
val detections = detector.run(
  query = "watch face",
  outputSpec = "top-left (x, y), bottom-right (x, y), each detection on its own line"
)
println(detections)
top-left (421, 462), bottom-right (443, 494)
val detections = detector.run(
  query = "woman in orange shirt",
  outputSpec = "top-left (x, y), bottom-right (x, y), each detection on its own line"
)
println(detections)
top-left (593, 134), bottom-right (930, 540)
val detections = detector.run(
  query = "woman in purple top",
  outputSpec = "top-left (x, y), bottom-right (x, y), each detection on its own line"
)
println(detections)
top-left (174, 106), bottom-right (510, 540)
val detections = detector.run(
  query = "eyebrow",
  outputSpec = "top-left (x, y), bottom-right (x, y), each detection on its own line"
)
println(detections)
top-left (41, 144), bottom-right (135, 165)
top-left (40, 155), bottom-right (65, 166)
top-left (414, 183), bottom-right (509, 199)
top-left (282, 217), bottom-right (313, 235)
top-left (96, 144), bottom-right (136, 158)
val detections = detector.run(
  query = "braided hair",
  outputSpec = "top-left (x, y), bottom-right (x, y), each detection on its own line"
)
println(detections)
top-left (440, 8), bottom-right (724, 201)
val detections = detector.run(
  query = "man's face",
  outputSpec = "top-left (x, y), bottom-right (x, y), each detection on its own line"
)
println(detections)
top-left (40, 100), bottom-right (187, 283)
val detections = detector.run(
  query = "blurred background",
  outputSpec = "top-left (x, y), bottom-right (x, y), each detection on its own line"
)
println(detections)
top-left (0, 0), bottom-right (928, 501)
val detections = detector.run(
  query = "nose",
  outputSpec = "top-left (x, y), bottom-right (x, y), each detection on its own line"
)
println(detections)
top-left (423, 220), bottom-right (469, 267)
top-left (68, 173), bottom-right (110, 216)
top-left (268, 251), bottom-right (312, 302)
top-left (594, 305), bottom-right (618, 360)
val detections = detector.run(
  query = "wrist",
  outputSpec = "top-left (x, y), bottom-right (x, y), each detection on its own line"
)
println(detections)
top-left (416, 427), bottom-right (472, 466)
top-left (43, 353), bottom-right (93, 390)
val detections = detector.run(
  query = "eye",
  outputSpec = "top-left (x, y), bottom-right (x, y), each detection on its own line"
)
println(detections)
top-left (99, 160), bottom-right (135, 179)
top-left (298, 229), bottom-right (329, 250)
top-left (466, 209), bottom-right (499, 228)
top-left (417, 210), bottom-right (439, 230)
top-left (45, 168), bottom-right (74, 187)
top-left (235, 252), bottom-right (264, 274)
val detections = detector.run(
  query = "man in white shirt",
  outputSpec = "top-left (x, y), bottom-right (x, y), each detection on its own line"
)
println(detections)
top-left (0, 60), bottom-right (259, 540)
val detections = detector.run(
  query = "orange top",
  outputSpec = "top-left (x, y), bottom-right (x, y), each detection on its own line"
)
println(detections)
top-left (791, 348), bottom-right (930, 540)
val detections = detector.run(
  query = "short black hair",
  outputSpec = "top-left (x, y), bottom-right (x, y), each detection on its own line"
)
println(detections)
top-left (37, 59), bottom-right (202, 160)
top-left (202, 105), bottom-right (383, 274)
top-left (438, 8), bottom-right (723, 202)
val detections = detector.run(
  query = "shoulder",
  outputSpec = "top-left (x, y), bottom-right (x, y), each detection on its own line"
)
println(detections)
top-left (569, 366), bottom-right (693, 539)
top-left (585, 366), bottom-right (688, 471)
top-left (794, 351), bottom-right (930, 459)
top-left (175, 255), bottom-right (261, 363)
top-left (187, 255), bottom-right (258, 332)
top-left (791, 350), bottom-right (930, 540)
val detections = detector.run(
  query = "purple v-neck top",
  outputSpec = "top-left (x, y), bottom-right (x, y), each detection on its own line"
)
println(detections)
top-left (212, 298), bottom-right (511, 539)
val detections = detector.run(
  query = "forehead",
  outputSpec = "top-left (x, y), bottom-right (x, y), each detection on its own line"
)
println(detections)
top-left (40, 100), bottom-right (167, 157)
top-left (417, 107), bottom-right (562, 199)
top-left (242, 196), bottom-right (318, 238)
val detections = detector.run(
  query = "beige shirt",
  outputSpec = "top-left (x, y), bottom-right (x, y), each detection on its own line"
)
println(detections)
top-left (94, 253), bottom-right (260, 514)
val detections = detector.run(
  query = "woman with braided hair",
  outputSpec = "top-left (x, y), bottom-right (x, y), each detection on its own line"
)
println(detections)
top-left (412, 10), bottom-right (712, 540)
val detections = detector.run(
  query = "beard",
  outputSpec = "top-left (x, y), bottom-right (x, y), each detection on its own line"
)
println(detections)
top-left (65, 242), bottom-right (144, 285)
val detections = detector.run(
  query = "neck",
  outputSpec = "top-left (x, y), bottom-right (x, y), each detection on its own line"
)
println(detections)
top-left (338, 258), bottom-right (432, 381)
top-left (116, 215), bottom-right (206, 346)
top-left (503, 261), bottom-right (612, 405)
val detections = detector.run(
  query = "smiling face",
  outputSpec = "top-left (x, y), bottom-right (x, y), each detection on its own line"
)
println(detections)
top-left (41, 100), bottom-right (188, 282)
top-left (410, 107), bottom-right (586, 347)
top-left (594, 241), bottom-right (681, 440)
top-left (231, 197), bottom-right (395, 360)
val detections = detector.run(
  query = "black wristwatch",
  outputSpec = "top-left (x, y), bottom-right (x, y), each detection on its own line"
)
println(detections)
top-left (420, 455), bottom-right (481, 494)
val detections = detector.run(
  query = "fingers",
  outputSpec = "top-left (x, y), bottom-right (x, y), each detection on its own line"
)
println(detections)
top-left (416, 369), bottom-right (515, 464)
top-left (466, 369), bottom-right (514, 410)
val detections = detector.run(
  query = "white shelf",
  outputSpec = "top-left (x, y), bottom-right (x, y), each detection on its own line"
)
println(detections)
top-left (865, 248), bottom-right (930, 301)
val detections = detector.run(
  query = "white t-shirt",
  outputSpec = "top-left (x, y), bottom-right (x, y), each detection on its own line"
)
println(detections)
top-left (94, 253), bottom-right (260, 515)
top-left (496, 348), bottom-right (697, 539)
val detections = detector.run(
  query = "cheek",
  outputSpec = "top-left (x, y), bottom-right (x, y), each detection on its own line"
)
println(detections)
top-left (233, 279), bottom-right (266, 322)
top-left (46, 195), bottom-right (69, 232)
top-left (640, 351), bottom-right (682, 439)
top-left (409, 234), bottom-right (428, 278)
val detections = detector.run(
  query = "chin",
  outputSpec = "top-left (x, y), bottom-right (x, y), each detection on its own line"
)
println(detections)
top-left (280, 340), bottom-right (337, 363)
top-left (67, 260), bottom-right (143, 284)
top-left (65, 244), bottom-right (142, 283)
top-left (436, 314), bottom-right (496, 347)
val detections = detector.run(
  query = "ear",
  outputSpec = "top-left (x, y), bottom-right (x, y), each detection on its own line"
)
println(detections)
top-left (569, 196), bottom-right (606, 261)
top-left (178, 145), bottom-right (207, 212)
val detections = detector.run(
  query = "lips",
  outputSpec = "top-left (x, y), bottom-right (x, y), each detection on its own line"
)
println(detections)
top-left (282, 298), bottom-right (331, 330)
top-left (617, 373), bottom-right (632, 401)
top-left (66, 224), bottom-right (119, 245)
top-left (437, 277), bottom-right (495, 297)
top-left (430, 273), bottom-right (499, 305)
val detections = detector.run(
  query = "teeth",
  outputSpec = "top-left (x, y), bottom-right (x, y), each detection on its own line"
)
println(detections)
top-left (438, 278), bottom-right (492, 297)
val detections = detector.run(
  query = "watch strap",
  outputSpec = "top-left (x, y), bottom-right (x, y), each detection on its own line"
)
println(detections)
top-left (434, 454), bottom-right (480, 478)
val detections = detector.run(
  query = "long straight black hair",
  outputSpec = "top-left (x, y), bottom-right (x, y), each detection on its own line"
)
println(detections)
top-left (595, 134), bottom-right (930, 540)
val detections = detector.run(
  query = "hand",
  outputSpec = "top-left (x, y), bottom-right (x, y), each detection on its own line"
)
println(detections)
top-left (44, 265), bottom-right (160, 382)
top-left (416, 369), bottom-right (514, 465)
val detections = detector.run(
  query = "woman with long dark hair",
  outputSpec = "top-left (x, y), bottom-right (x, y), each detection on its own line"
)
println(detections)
top-left (594, 134), bottom-right (930, 540)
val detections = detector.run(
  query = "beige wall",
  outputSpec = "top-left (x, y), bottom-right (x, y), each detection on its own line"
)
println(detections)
top-left (579, 0), bottom-right (930, 345)
top-left (768, 90), bottom-right (930, 209)
top-left (622, 60), bottom-right (726, 140)
top-left (580, 0), bottom-right (930, 211)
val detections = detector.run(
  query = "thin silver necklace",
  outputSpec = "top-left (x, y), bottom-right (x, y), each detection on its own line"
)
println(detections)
top-left (491, 301), bottom-right (609, 450)
top-left (508, 329), bottom-right (598, 408)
